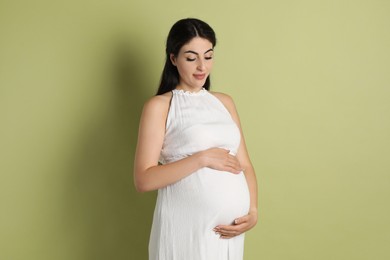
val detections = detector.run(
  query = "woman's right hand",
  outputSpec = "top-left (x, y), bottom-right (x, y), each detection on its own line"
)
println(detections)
top-left (198, 148), bottom-right (243, 174)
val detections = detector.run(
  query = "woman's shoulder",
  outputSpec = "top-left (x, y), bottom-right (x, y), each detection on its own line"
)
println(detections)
top-left (141, 91), bottom-right (172, 118)
top-left (209, 90), bottom-right (236, 111)
top-left (209, 90), bottom-right (242, 124)
top-left (144, 91), bottom-right (172, 109)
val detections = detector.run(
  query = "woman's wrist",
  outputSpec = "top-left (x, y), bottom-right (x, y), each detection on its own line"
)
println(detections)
top-left (249, 207), bottom-right (258, 214)
top-left (193, 150), bottom-right (208, 168)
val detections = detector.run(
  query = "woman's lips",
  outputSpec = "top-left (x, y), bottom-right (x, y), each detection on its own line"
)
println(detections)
top-left (193, 74), bottom-right (206, 80)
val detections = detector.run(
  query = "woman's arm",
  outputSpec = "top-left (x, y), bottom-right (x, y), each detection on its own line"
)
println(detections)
top-left (133, 94), bottom-right (243, 193)
top-left (211, 92), bottom-right (258, 238)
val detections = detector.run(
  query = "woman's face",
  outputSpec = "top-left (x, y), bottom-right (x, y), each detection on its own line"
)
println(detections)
top-left (170, 37), bottom-right (214, 91)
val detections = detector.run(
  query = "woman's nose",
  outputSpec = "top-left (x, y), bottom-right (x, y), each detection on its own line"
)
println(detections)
top-left (197, 60), bottom-right (205, 71)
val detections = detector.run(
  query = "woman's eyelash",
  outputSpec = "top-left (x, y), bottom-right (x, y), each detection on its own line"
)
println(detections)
top-left (186, 56), bottom-right (213, 62)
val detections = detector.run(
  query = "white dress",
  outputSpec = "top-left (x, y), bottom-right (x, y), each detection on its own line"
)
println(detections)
top-left (149, 88), bottom-right (250, 260)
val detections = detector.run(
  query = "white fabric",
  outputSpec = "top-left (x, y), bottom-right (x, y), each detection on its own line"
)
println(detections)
top-left (149, 88), bottom-right (250, 260)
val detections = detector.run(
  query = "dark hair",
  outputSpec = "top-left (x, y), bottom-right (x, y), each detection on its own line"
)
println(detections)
top-left (156, 18), bottom-right (217, 95)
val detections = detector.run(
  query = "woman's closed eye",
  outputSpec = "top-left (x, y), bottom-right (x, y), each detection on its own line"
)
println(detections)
top-left (186, 56), bottom-right (213, 62)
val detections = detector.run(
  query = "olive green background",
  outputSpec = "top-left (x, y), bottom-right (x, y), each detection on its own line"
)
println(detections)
top-left (1, 0), bottom-right (389, 259)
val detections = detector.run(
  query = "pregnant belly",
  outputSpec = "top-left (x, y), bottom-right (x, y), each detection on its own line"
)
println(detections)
top-left (164, 167), bottom-right (250, 226)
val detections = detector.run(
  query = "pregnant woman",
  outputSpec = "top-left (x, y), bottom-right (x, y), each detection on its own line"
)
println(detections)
top-left (134, 18), bottom-right (258, 260)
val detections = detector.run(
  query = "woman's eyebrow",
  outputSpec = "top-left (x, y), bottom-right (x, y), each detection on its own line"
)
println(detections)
top-left (184, 49), bottom-right (214, 55)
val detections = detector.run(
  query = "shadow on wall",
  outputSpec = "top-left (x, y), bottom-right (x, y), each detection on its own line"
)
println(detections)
top-left (63, 36), bottom-right (156, 259)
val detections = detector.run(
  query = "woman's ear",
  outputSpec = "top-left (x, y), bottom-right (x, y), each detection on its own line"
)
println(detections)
top-left (170, 54), bottom-right (176, 66)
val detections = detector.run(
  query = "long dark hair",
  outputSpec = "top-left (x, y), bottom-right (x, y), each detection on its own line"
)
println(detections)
top-left (156, 18), bottom-right (217, 95)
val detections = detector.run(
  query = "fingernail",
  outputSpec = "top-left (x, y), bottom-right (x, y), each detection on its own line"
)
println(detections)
top-left (234, 219), bottom-right (238, 224)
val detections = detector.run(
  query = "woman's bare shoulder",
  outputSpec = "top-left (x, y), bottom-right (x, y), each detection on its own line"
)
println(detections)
top-left (143, 91), bottom-right (172, 112)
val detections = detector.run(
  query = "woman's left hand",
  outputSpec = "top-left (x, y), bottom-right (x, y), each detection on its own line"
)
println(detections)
top-left (213, 210), bottom-right (258, 239)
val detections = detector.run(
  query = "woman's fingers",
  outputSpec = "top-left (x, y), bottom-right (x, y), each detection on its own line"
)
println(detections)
top-left (226, 154), bottom-right (242, 173)
top-left (214, 223), bottom-right (246, 238)
top-left (213, 212), bottom-right (258, 239)
top-left (205, 148), bottom-right (243, 174)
